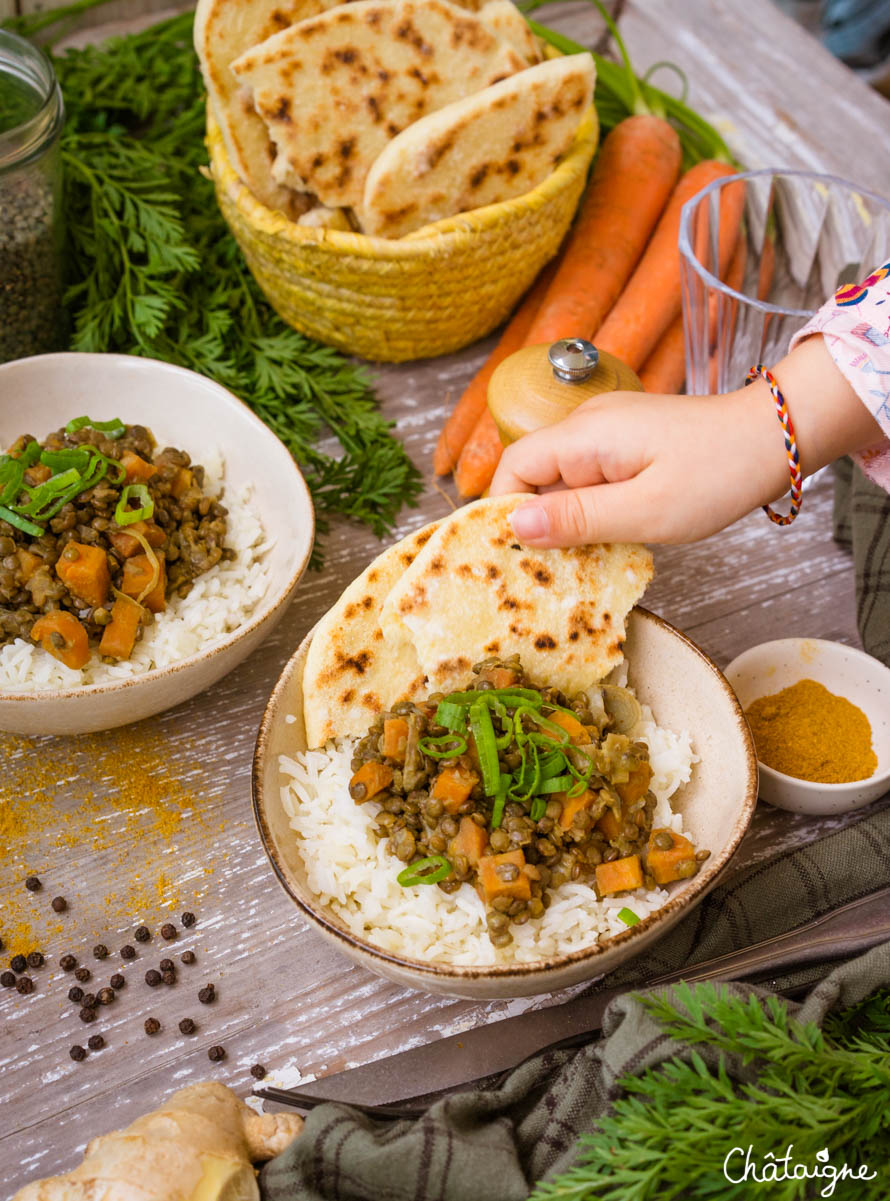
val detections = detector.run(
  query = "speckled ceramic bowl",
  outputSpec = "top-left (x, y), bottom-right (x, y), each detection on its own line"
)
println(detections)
top-left (0, 352), bottom-right (314, 736)
top-left (725, 638), bottom-right (890, 815)
top-left (253, 608), bottom-right (758, 999)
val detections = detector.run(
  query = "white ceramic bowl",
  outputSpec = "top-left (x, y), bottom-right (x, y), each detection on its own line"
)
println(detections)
top-left (0, 352), bottom-right (314, 735)
top-left (253, 608), bottom-right (758, 999)
top-left (724, 638), bottom-right (890, 815)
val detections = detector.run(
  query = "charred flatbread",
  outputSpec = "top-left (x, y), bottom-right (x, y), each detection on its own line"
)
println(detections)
top-left (302, 522), bottom-right (440, 747)
top-left (230, 0), bottom-right (527, 209)
top-left (359, 53), bottom-right (594, 238)
top-left (379, 495), bottom-right (653, 695)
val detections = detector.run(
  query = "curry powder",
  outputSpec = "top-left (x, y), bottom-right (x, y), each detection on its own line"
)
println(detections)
top-left (745, 678), bottom-right (877, 784)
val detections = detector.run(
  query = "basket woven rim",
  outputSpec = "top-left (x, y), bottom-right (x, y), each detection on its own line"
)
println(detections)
top-left (207, 105), bottom-right (598, 259)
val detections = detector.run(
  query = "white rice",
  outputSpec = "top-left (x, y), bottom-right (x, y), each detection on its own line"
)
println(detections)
top-left (0, 449), bottom-right (272, 691)
top-left (279, 703), bottom-right (698, 965)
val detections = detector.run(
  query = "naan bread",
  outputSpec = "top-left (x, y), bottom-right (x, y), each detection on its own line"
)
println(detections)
top-left (302, 522), bottom-right (440, 748)
top-left (477, 0), bottom-right (541, 65)
top-left (360, 53), bottom-right (594, 237)
top-left (194, 0), bottom-right (345, 210)
top-left (379, 495), bottom-right (653, 695)
top-left (230, 0), bottom-right (527, 209)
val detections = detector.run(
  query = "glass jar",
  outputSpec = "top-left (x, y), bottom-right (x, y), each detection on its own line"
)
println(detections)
top-left (0, 28), bottom-right (65, 364)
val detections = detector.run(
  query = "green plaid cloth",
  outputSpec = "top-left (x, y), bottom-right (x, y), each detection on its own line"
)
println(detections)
top-left (833, 457), bottom-right (890, 665)
top-left (261, 806), bottom-right (890, 1201)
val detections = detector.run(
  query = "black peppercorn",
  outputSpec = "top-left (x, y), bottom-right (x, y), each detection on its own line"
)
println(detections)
top-left (250, 1064), bottom-right (267, 1080)
top-left (180, 951), bottom-right (196, 965)
top-left (74, 967), bottom-right (91, 983)
top-left (178, 1018), bottom-right (196, 1035)
top-left (69, 1045), bottom-right (87, 1062)
top-left (68, 986), bottom-right (84, 1003)
top-left (97, 987), bottom-right (115, 1005)
top-left (79, 1007), bottom-right (97, 1023)
top-left (162, 970), bottom-right (176, 986)
top-left (159, 958), bottom-right (174, 973)
top-left (134, 926), bottom-right (151, 943)
top-left (25, 876), bottom-right (41, 892)
top-left (160, 924), bottom-right (177, 941)
top-left (26, 951), bottom-right (44, 969)
top-left (16, 976), bottom-right (34, 994)
top-left (145, 969), bottom-right (162, 987)
top-left (198, 984), bottom-right (216, 1005)
top-left (120, 945), bottom-right (136, 960)
top-left (87, 1034), bottom-right (105, 1051)
top-left (93, 944), bottom-right (109, 960)
top-left (51, 896), bottom-right (68, 913)
top-left (1, 971), bottom-right (15, 988)
top-left (10, 954), bottom-right (26, 974)
top-left (109, 973), bottom-right (125, 990)
top-left (81, 993), bottom-right (97, 1009)
top-left (144, 1017), bottom-right (161, 1035)
top-left (208, 1045), bottom-right (226, 1062)
top-left (60, 954), bottom-right (77, 972)
top-left (181, 912), bottom-right (196, 928)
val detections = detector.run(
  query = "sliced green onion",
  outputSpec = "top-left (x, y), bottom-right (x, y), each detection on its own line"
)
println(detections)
top-left (434, 700), bottom-right (467, 733)
top-left (529, 796), bottom-right (547, 821)
top-left (0, 460), bottom-right (24, 506)
top-left (65, 415), bottom-right (126, 439)
top-left (39, 447), bottom-right (91, 473)
top-left (418, 734), bottom-right (467, 759)
top-left (509, 741), bottom-right (541, 803)
top-left (490, 775), bottom-right (510, 829)
top-left (618, 907), bottom-right (641, 927)
top-left (469, 699), bottom-right (500, 796)
top-left (537, 751), bottom-right (567, 780)
top-left (19, 468), bottom-right (82, 515)
top-left (442, 687), bottom-right (542, 707)
top-left (397, 855), bottom-right (452, 887)
top-left (19, 441), bottom-right (42, 467)
top-left (0, 505), bottom-right (43, 536)
top-left (536, 774), bottom-right (576, 794)
top-left (114, 483), bottom-right (154, 526)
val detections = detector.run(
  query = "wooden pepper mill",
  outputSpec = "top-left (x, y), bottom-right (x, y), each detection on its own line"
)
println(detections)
top-left (488, 338), bottom-right (643, 446)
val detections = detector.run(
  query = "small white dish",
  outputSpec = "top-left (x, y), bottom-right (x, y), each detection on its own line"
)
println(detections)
top-left (724, 638), bottom-right (890, 815)
top-left (0, 352), bottom-right (314, 735)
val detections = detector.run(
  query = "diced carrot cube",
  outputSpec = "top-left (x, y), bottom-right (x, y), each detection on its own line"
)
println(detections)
top-left (55, 542), bottom-right (110, 608)
top-left (108, 520), bottom-right (165, 559)
top-left (431, 764), bottom-right (478, 813)
top-left (98, 597), bottom-right (142, 661)
top-left (121, 553), bottom-right (166, 613)
top-left (24, 463), bottom-right (51, 486)
top-left (31, 611), bottom-right (90, 670)
top-left (170, 467), bottom-right (193, 499)
top-left (595, 854), bottom-right (643, 896)
top-left (646, 830), bottom-right (698, 884)
top-left (596, 805), bottom-right (622, 841)
top-left (121, 451), bottom-right (157, 483)
top-left (349, 761), bottom-right (393, 802)
top-left (545, 710), bottom-right (589, 745)
top-left (556, 787), bottom-right (596, 831)
top-left (616, 762), bottom-right (653, 806)
top-left (382, 717), bottom-right (409, 762)
top-left (480, 665), bottom-right (521, 689)
top-left (449, 816), bottom-right (488, 867)
top-left (477, 849), bottom-right (531, 904)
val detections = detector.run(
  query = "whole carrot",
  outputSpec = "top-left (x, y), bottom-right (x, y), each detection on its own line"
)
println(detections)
top-left (524, 114), bottom-right (682, 346)
top-left (454, 407), bottom-right (505, 499)
top-left (639, 316), bottom-right (686, 393)
top-left (595, 160), bottom-right (738, 371)
top-left (433, 260), bottom-right (557, 477)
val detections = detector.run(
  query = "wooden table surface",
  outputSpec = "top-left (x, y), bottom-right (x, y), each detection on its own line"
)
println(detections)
top-left (3, 0), bottom-right (890, 1190)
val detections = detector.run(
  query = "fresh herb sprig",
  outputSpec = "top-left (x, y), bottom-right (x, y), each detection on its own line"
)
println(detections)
top-left (532, 980), bottom-right (890, 1200)
top-left (5, 7), bottom-right (421, 566)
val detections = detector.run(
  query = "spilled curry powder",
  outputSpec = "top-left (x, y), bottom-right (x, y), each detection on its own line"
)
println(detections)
top-left (0, 722), bottom-right (213, 956)
top-left (745, 678), bottom-right (877, 784)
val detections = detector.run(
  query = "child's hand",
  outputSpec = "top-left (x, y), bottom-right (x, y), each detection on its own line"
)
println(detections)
top-left (490, 335), bottom-right (881, 547)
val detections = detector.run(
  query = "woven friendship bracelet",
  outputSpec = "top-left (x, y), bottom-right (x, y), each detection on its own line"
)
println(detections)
top-left (745, 364), bottom-right (803, 527)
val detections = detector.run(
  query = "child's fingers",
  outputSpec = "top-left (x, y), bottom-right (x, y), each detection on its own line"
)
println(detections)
top-left (490, 423), bottom-right (609, 496)
top-left (508, 476), bottom-right (660, 547)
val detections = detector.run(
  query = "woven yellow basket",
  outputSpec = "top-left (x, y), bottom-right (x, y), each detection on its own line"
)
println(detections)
top-left (206, 106), bottom-right (599, 362)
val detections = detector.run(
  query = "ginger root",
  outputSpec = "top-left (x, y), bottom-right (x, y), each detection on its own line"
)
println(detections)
top-left (13, 1082), bottom-right (303, 1201)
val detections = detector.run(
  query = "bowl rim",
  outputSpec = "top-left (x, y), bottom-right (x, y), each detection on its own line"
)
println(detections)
top-left (252, 605), bottom-right (759, 982)
top-left (0, 351), bottom-right (315, 702)
top-left (724, 636), bottom-right (890, 792)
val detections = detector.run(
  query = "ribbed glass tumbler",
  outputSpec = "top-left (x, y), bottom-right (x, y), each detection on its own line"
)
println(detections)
top-left (679, 168), bottom-right (890, 395)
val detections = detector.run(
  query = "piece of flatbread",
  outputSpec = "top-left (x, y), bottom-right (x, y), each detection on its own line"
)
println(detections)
top-left (194, 0), bottom-right (348, 210)
top-left (478, 0), bottom-right (541, 65)
top-left (379, 495), bottom-right (653, 696)
top-left (359, 53), bottom-right (594, 238)
top-left (302, 522), bottom-right (440, 748)
top-left (230, 0), bottom-right (527, 209)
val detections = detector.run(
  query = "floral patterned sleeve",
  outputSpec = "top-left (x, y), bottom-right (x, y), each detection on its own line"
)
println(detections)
top-left (789, 260), bottom-right (890, 491)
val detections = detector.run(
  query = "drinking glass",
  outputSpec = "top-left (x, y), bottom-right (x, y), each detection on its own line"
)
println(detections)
top-left (679, 169), bottom-right (890, 395)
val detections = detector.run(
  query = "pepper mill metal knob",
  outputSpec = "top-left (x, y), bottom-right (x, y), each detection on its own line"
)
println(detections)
top-left (487, 338), bottom-right (643, 447)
